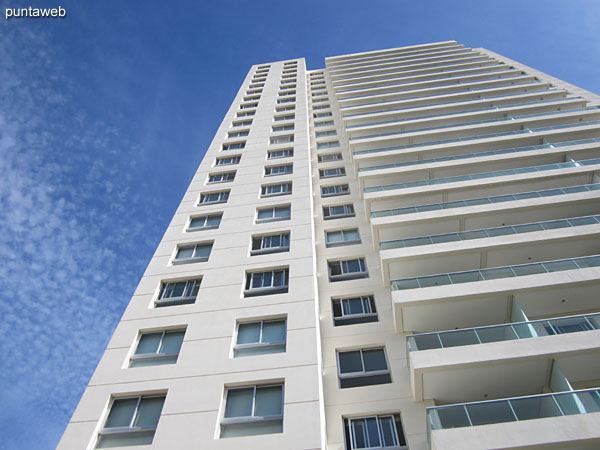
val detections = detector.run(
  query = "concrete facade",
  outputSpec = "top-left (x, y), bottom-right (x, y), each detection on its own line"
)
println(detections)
top-left (59, 41), bottom-right (600, 450)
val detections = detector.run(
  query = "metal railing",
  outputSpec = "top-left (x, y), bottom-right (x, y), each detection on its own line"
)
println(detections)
top-left (372, 183), bottom-right (600, 219)
top-left (391, 254), bottom-right (600, 291)
top-left (358, 138), bottom-right (600, 173)
top-left (380, 214), bottom-right (600, 250)
top-left (364, 158), bottom-right (600, 193)
top-left (407, 312), bottom-right (600, 352)
top-left (427, 388), bottom-right (600, 433)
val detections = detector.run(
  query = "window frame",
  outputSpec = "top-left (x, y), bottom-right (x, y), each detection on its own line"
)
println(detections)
top-left (244, 268), bottom-right (289, 296)
top-left (261, 182), bottom-right (292, 198)
top-left (336, 347), bottom-right (391, 389)
top-left (215, 155), bottom-right (241, 166)
top-left (265, 164), bottom-right (293, 177)
top-left (313, 104), bottom-right (331, 110)
top-left (317, 140), bottom-right (340, 149)
top-left (332, 296), bottom-right (378, 326)
top-left (272, 124), bottom-right (295, 132)
top-left (251, 232), bottom-right (290, 255)
top-left (321, 184), bottom-right (350, 198)
top-left (233, 318), bottom-right (287, 356)
top-left (323, 203), bottom-right (355, 219)
top-left (315, 120), bottom-right (335, 128)
top-left (318, 153), bottom-right (342, 163)
top-left (227, 129), bottom-right (249, 138)
top-left (207, 171), bottom-right (236, 184)
top-left (256, 205), bottom-right (291, 223)
top-left (95, 394), bottom-right (166, 448)
top-left (274, 114), bottom-right (295, 122)
top-left (270, 134), bottom-right (294, 145)
top-left (267, 148), bottom-right (294, 159)
top-left (237, 110), bottom-right (256, 118)
top-left (328, 258), bottom-right (368, 281)
top-left (129, 329), bottom-right (186, 368)
top-left (345, 414), bottom-right (407, 450)
top-left (316, 130), bottom-right (337, 138)
top-left (173, 242), bottom-right (213, 264)
top-left (222, 141), bottom-right (245, 151)
top-left (155, 278), bottom-right (201, 307)
top-left (325, 228), bottom-right (361, 247)
top-left (319, 167), bottom-right (346, 179)
top-left (187, 213), bottom-right (222, 231)
top-left (220, 384), bottom-right (284, 438)
top-left (198, 190), bottom-right (230, 205)
top-left (232, 119), bottom-right (253, 127)
top-left (276, 105), bottom-right (295, 112)
top-left (276, 97), bottom-right (296, 105)
top-left (239, 102), bottom-right (258, 110)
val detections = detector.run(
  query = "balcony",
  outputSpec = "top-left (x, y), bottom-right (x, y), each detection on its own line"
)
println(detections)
top-left (427, 390), bottom-right (600, 450)
top-left (408, 312), bottom-right (600, 352)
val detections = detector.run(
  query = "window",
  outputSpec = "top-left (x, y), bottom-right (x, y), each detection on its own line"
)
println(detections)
top-left (344, 415), bottom-right (407, 450)
top-left (333, 296), bottom-right (378, 326)
top-left (314, 111), bottom-right (332, 118)
top-left (317, 140), bottom-right (340, 149)
top-left (246, 89), bottom-right (262, 95)
top-left (282, 73), bottom-right (296, 79)
top-left (312, 91), bottom-right (327, 97)
top-left (337, 347), bottom-right (391, 388)
top-left (311, 80), bottom-right (325, 86)
top-left (228, 130), bottom-right (249, 138)
top-left (251, 233), bottom-right (290, 255)
top-left (322, 184), bottom-right (350, 197)
top-left (199, 191), bottom-right (229, 205)
top-left (243, 95), bottom-right (260, 102)
top-left (267, 148), bottom-right (294, 159)
top-left (265, 164), bottom-right (293, 176)
top-left (95, 395), bottom-right (166, 448)
top-left (270, 134), bottom-right (294, 145)
top-left (277, 97), bottom-right (295, 104)
top-left (261, 182), bottom-right (292, 197)
top-left (323, 204), bottom-right (354, 219)
top-left (279, 83), bottom-right (296, 89)
top-left (237, 110), bottom-right (255, 118)
top-left (274, 114), bottom-right (295, 122)
top-left (244, 268), bottom-right (289, 296)
top-left (278, 90), bottom-right (296, 97)
top-left (232, 119), bottom-right (252, 127)
top-left (223, 141), bottom-right (245, 151)
top-left (329, 258), bottom-right (368, 281)
top-left (326, 229), bottom-right (360, 247)
top-left (234, 319), bottom-right (286, 356)
top-left (220, 384), bottom-right (283, 438)
top-left (313, 104), bottom-right (330, 110)
top-left (188, 214), bottom-right (222, 231)
top-left (316, 130), bottom-right (337, 138)
top-left (318, 153), bottom-right (342, 162)
top-left (208, 171), bottom-right (235, 183)
top-left (313, 97), bottom-right (329, 103)
top-left (256, 205), bottom-right (291, 223)
top-left (156, 278), bottom-right (201, 307)
top-left (216, 155), bottom-right (241, 166)
top-left (315, 120), bottom-right (335, 128)
top-left (129, 329), bottom-right (185, 367)
top-left (319, 167), bottom-right (346, 178)
top-left (272, 124), bottom-right (294, 132)
top-left (173, 242), bottom-right (213, 264)
top-left (249, 83), bottom-right (264, 89)
top-left (240, 102), bottom-right (258, 109)
top-left (276, 105), bottom-right (295, 112)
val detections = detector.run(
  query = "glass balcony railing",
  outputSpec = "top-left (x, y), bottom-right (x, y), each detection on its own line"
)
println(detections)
top-left (347, 96), bottom-right (576, 130)
top-left (339, 68), bottom-right (516, 100)
top-left (334, 56), bottom-right (494, 86)
top-left (358, 138), bottom-right (600, 173)
top-left (390, 254), bottom-right (600, 291)
top-left (380, 214), bottom-right (600, 251)
top-left (350, 106), bottom-right (599, 142)
top-left (354, 120), bottom-right (600, 156)
top-left (407, 312), bottom-right (600, 352)
top-left (371, 183), bottom-right (600, 219)
top-left (343, 85), bottom-right (557, 118)
top-left (333, 53), bottom-right (482, 82)
top-left (364, 158), bottom-right (600, 194)
top-left (341, 75), bottom-right (533, 109)
top-left (427, 388), bottom-right (600, 432)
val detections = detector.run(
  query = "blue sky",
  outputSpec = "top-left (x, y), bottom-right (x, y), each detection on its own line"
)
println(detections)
top-left (0, 0), bottom-right (598, 448)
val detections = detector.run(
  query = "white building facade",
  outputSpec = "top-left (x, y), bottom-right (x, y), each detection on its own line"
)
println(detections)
top-left (59, 41), bottom-right (600, 450)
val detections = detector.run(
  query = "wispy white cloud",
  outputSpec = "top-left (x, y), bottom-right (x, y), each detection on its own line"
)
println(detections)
top-left (0, 26), bottom-right (164, 450)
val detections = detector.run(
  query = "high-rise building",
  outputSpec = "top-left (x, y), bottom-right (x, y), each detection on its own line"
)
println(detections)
top-left (59, 40), bottom-right (600, 450)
